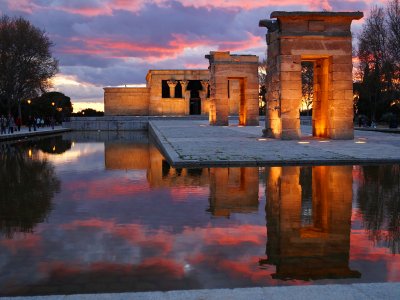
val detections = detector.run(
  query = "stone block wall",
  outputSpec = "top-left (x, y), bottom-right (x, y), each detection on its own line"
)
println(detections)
top-left (104, 67), bottom-right (255, 118)
top-left (104, 87), bottom-right (150, 116)
top-left (260, 12), bottom-right (363, 139)
top-left (206, 51), bottom-right (259, 126)
top-left (209, 167), bottom-right (259, 217)
top-left (146, 70), bottom-right (209, 116)
top-left (264, 165), bottom-right (360, 280)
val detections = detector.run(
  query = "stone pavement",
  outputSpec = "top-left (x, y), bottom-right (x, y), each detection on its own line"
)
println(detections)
top-left (149, 119), bottom-right (400, 167)
top-left (2, 282), bottom-right (400, 299)
top-left (0, 126), bottom-right (71, 142)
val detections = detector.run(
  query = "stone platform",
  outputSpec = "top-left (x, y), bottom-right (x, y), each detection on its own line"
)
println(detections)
top-left (149, 119), bottom-right (400, 167)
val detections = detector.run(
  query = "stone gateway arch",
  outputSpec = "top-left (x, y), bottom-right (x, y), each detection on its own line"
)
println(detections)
top-left (260, 11), bottom-right (363, 139)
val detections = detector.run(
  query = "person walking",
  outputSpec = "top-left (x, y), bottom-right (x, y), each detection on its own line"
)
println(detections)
top-left (27, 115), bottom-right (33, 132)
top-left (7, 114), bottom-right (15, 134)
top-left (15, 116), bottom-right (22, 132)
top-left (33, 116), bottom-right (37, 131)
top-left (0, 115), bottom-right (6, 134)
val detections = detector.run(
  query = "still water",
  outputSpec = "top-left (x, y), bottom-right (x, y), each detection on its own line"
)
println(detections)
top-left (0, 132), bottom-right (399, 296)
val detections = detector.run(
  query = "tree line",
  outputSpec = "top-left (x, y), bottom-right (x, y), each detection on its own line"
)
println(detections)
top-left (355, 0), bottom-right (400, 125)
top-left (0, 15), bottom-right (73, 122)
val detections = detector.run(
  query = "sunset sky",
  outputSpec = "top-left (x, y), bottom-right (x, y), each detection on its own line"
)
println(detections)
top-left (0, 0), bottom-right (386, 112)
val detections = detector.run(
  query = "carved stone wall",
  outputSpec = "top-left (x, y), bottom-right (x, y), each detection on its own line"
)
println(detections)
top-left (206, 51), bottom-right (259, 126)
top-left (260, 11), bottom-right (363, 139)
top-left (264, 166), bottom-right (360, 280)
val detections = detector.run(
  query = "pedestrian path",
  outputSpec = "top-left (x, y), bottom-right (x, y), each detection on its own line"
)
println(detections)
top-left (0, 126), bottom-right (71, 142)
top-left (149, 119), bottom-right (400, 167)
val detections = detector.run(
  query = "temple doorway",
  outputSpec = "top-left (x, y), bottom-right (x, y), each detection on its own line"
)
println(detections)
top-left (188, 80), bottom-right (202, 115)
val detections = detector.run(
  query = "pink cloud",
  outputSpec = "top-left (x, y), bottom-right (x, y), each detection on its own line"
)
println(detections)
top-left (183, 224), bottom-right (266, 246)
top-left (6, 0), bottom-right (356, 17)
top-left (0, 235), bottom-right (42, 255)
top-left (60, 32), bottom-right (263, 62)
top-left (179, 0), bottom-right (332, 11)
top-left (61, 218), bottom-right (115, 230)
top-left (184, 62), bottom-right (209, 69)
top-left (5, 0), bottom-right (38, 13)
top-left (61, 218), bottom-right (174, 255)
top-left (64, 177), bottom-right (149, 200)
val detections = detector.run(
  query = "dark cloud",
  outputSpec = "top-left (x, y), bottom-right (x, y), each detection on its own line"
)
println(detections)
top-left (1, 0), bottom-right (373, 104)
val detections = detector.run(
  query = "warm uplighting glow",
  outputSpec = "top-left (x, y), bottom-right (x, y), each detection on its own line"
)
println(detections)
top-left (28, 149), bottom-right (32, 158)
top-left (390, 99), bottom-right (400, 107)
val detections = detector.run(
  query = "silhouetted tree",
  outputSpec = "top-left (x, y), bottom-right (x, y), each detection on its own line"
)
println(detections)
top-left (258, 59), bottom-right (267, 115)
top-left (356, 1), bottom-right (400, 122)
top-left (0, 144), bottom-right (60, 238)
top-left (35, 135), bottom-right (72, 154)
top-left (301, 62), bottom-right (313, 116)
top-left (357, 165), bottom-right (400, 254)
top-left (26, 91), bottom-right (72, 122)
top-left (0, 15), bottom-right (58, 119)
top-left (73, 108), bottom-right (104, 117)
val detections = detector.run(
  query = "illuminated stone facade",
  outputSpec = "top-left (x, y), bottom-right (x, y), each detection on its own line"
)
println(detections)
top-left (104, 52), bottom-right (259, 124)
top-left (206, 51), bottom-right (260, 126)
top-left (104, 70), bottom-right (210, 116)
top-left (105, 142), bottom-right (259, 215)
top-left (262, 166), bottom-right (360, 280)
top-left (260, 11), bottom-right (363, 139)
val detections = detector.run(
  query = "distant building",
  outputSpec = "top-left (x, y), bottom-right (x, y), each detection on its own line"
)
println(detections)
top-left (104, 51), bottom-right (260, 126)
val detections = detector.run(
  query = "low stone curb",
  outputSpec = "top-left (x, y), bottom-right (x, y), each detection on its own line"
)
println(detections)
top-left (0, 128), bottom-right (72, 142)
top-left (2, 282), bottom-right (399, 299)
top-left (149, 120), bottom-right (400, 167)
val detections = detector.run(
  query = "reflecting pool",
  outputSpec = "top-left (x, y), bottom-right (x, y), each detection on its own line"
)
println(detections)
top-left (0, 132), bottom-right (399, 296)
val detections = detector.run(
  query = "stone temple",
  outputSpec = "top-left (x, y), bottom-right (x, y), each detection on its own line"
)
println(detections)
top-left (104, 11), bottom-right (362, 139)
top-left (104, 51), bottom-right (260, 126)
top-left (260, 11), bottom-right (363, 139)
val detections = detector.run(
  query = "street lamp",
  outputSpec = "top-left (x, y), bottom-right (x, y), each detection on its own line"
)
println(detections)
top-left (27, 99), bottom-right (32, 116)
top-left (51, 101), bottom-right (56, 129)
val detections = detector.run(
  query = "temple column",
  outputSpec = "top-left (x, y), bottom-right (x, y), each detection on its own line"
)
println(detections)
top-left (167, 80), bottom-right (178, 98)
top-left (200, 80), bottom-right (209, 115)
top-left (179, 80), bottom-right (188, 96)
top-left (179, 80), bottom-right (190, 115)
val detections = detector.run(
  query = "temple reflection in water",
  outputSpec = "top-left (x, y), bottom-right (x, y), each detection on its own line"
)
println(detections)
top-left (261, 166), bottom-right (360, 280)
top-left (104, 140), bottom-right (363, 280)
top-left (105, 140), bottom-right (259, 217)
